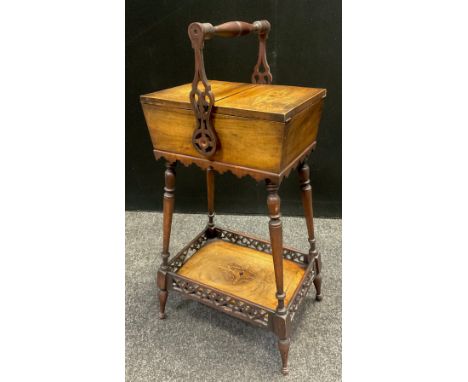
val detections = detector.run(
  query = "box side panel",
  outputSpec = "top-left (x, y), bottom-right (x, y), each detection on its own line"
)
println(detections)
top-left (141, 103), bottom-right (284, 173)
top-left (281, 99), bottom-right (324, 170)
top-left (142, 103), bottom-right (197, 155)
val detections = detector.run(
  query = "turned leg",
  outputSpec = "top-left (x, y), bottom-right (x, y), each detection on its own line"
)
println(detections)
top-left (206, 166), bottom-right (215, 237)
top-left (266, 180), bottom-right (291, 374)
top-left (298, 160), bottom-right (316, 258)
top-left (298, 160), bottom-right (322, 301)
top-left (266, 180), bottom-right (286, 314)
top-left (159, 161), bottom-right (176, 319)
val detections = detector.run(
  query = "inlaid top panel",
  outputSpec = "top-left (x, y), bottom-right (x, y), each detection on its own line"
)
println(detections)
top-left (140, 80), bottom-right (326, 122)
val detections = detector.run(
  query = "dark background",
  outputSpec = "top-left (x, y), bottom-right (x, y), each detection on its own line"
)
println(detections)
top-left (126, 0), bottom-right (341, 217)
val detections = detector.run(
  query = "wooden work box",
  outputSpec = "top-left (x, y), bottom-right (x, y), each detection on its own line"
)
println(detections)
top-left (141, 80), bottom-right (325, 181)
top-left (140, 20), bottom-right (327, 375)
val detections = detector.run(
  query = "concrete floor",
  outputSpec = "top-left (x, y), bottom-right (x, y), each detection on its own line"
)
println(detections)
top-left (126, 212), bottom-right (341, 381)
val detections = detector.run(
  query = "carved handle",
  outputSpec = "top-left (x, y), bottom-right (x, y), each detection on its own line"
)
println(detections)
top-left (188, 20), bottom-right (272, 158)
top-left (197, 20), bottom-right (271, 39)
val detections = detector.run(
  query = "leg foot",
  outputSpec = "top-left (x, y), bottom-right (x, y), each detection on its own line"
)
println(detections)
top-left (313, 273), bottom-right (322, 301)
top-left (159, 289), bottom-right (168, 319)
top-left (278, 338), bottom-right (290, 375)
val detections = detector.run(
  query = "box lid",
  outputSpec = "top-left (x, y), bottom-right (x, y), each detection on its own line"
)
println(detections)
top-left (140, 80), bottom-right (326, 123)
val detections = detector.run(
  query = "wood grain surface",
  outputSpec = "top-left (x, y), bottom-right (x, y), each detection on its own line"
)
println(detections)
top-left (177, 240), bottom-right (305, 310)
top-left (141, 80), bottom-right (326, 122)
top-left (143, 104), bottom-right (284, 172)
top-left (214, 83), bottom-right (325, 122)
top-left (140, 80), bottom-right (256, 111)
top-left (281, 99), bottom-right (323, 168)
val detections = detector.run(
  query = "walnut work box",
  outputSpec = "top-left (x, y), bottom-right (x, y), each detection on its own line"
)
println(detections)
top-left (140, 20), bottom-right (327, 375)
top-left (141, 80), bottom-right (325, 182)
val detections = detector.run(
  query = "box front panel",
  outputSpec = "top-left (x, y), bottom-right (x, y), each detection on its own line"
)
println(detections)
top-left (142, 103), bottom-right (284, 173)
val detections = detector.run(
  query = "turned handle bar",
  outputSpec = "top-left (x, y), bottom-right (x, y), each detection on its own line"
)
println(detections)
top-left (188, 20), bottom-right (270, 42)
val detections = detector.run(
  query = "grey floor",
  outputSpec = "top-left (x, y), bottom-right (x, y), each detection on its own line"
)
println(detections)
top-left (126, 212), bottom-right (341, 382)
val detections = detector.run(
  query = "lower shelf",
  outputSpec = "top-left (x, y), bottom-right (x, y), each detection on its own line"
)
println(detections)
top-left (177, 239), bottom-right (305, 310)
top-left (165, 226), bottom-right (316, 328)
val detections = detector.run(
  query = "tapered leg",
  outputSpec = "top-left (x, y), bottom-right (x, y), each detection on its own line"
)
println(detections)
top-left (298, 160), bottom-right (316, 258)
top-left (298, 160), bottom-right (322, 301)
top-left (273, 314), bottom-right (291, 375)
top-left (313, 273), bottom-right (322, 301)
top-left (157, 271), bottom-right (168, 319)
top-left (278, 338), bottom-right (290, 375)
top-left (266, 180), bottom-right (286, 314)
top-left (159, 161), bottom-right (176, 319)
top-left (206, 166), bottom-right (215, 236)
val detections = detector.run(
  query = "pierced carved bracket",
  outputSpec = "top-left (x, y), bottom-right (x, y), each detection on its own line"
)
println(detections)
top-left (187, 20), bottom-right (272, 159)
top-left (251, 22), bottom-right (272, 84)
top-left (188, 23), bottom-right (218, 158)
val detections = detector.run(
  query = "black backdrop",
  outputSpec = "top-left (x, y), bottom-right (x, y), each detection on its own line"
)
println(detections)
top-left (126, 0), bottom-right (341, 217)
